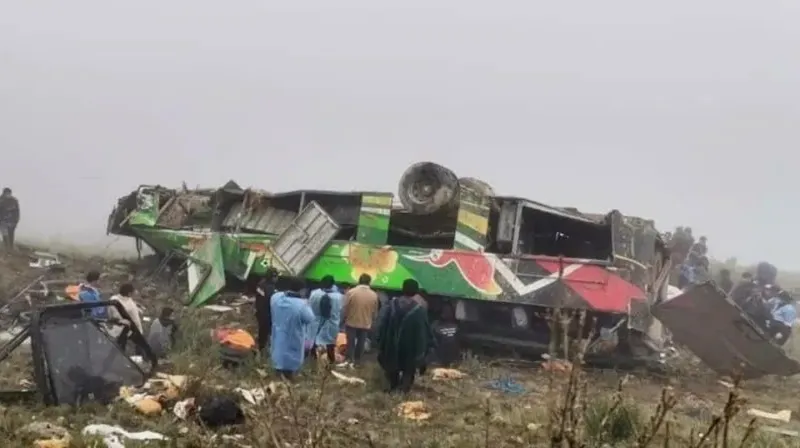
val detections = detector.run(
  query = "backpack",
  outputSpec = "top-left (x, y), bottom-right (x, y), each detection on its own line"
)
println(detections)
top-left (319, 292), bottom-right (332, 320)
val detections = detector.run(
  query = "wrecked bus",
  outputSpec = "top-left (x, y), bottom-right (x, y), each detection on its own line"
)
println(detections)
top-left (106, 162), bottom-right (671, 356)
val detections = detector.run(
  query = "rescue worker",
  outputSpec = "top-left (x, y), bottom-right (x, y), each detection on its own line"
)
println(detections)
top-left (764, 289), bottom-right (796, 346)
top-left (377, 279), bottom-right (432, 393)
top-left (78, 271), bottom-right (106, 319)
top-left (255, 268), bottom-right (278, 354)
top-left (0, 188), bottom-right (19, 251)
top-left (307, 275), bottom-right (343, 365)
top-left (270, 277), bottom-right (314, 381)
top-left (717, 268), bottom-right (733, 294)
top-left (340, 274), bottom-right (378, 367)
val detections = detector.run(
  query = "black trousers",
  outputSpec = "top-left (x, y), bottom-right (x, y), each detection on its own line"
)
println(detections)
top-left (276, 369), bottom-right (295, 381)
top-left (0, 225), bottom-right (15, 250)
top-left (257, 323), bottom-right (270, 352)
top-left (311, 344), bottom-right (336, 364)
top-left (385, 367), bottom-right (416, 393)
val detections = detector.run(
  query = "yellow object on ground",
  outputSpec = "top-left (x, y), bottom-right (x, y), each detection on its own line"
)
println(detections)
top-left (33, 438), bottom-right (70, 448)
top-left (431, 368), bottom-right (466, 380)
top-left (134, 397), bottom-right (163, 415)
top-left (397, 401), bottom-right (431, 421)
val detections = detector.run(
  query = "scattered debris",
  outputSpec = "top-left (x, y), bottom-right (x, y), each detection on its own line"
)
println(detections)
top-left (197, 395), bottom-right (246, 428)
top-left (173, 398), bottom-right (196, 419)
top-left (330, 370), bottom-right (366, 385)
top-left (82, 424), bottom-right (167, 448)
top-left (747, 407), bottom-right (792, 423)
top-left (118, 373), bottom-right (188, 415)
top-left (484, 377), bottom-right (526, 395)
top-left (28, 252), bottom-right (62, 270)
top-left (21, 422), bottom-right (70, 448)
top-left (235, 387), bottom-right (268, 405)
top-left (203, 305), bottom-right (236, 313)
top-left (431, 368), bottom-right (466, 380)
top-left (397, 401), bottom-right (431, 421)
top-left (540, 359), bottom-right (573, 374)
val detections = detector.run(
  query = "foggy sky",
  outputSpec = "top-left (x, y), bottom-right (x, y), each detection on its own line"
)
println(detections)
top-left (1, 1), bottom-right (798, 268)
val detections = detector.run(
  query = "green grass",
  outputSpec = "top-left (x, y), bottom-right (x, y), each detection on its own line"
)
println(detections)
top-left (0, 307), bottom-right (797, 447)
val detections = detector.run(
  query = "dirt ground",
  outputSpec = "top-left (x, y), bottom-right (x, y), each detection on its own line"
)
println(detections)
top-left (0, 248), bottom-right (798, 447)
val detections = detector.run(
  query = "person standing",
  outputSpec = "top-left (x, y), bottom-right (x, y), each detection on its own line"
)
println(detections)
top-left (78, 271), bottom-right (107, 319)
top-left (340, 274), bottom-right (378, 367)
top-left (307, 275), bottom-right (343, 365)
top-left (146, 307), bottom-right (179, 359)
top-left (107, 283), bottom-right (143, 350)
top-left (270, 277), bottom-right (314, 380)
top-left (377, 279), bottom-right (432, 393)
top-left (255, 268), bottom-right (278, 354)
top-left (0, 188), bottom-right (19, 251)
top-left (717, 269), bottom-right (733, 295)
top-left (429, 302), bottom-right (461, 367)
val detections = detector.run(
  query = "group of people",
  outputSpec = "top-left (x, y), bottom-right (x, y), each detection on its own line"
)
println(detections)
top-left (74, 270), bottom-right (179, 358)
top-left (729, 262), bottom-right (797, 345)
top-left (666, 227), bottom-right (710, 289)
top-left (254, 270), bottom-right (458, 393)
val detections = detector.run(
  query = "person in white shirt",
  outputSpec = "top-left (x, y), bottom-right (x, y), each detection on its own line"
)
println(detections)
top-left (107, 283), bottom-right (143, 350)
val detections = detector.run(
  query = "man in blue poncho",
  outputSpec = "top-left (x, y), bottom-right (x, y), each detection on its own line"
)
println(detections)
top-left (78, 270), bottom-right (107, 319)
top-left (270, 277), bottom-right (314, 380)
top-left (307, 275), bottom-right (343, 365)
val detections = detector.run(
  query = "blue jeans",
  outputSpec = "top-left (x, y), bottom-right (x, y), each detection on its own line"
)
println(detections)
top-left (345, 326), bottom-right (369, 364)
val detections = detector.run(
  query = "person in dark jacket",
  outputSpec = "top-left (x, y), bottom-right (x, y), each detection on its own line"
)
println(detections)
top-left (429, 302), bottom-right (461, 367)
top-left (377, 279), bottom-right (431, 393)
top-left (717, 269), bottom-right (733, 294)
top-left (146, 307), bottom-right (179, 358)
top-left (0, 188), bottom-right (20, 251)
top-left (255, 268), bottom-right (278, 354)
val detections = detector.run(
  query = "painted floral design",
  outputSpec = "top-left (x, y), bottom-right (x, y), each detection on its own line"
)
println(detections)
top-left (405, 249), bottom-right (502, 296)
top-left (345, 244), bottom-right (399, 282)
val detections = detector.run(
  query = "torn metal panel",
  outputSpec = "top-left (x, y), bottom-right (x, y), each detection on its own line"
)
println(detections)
top-left (156, 193), bottom-right (213, 229)
top-left (187, 234), bottom-right (226, 307)
top-left (270, 201), bottom-right (340, 275)
top-left (222, 203), bottom-right (297, 234)
top-left (652, 282), bottom-right (800, 379)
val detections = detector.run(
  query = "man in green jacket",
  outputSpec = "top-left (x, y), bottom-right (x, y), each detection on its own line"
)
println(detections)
top-left (377, 279), bottom-right (431, 393)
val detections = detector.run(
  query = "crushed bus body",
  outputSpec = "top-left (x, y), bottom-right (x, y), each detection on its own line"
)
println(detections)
top-left (105, 161), bottom-right (796, 377)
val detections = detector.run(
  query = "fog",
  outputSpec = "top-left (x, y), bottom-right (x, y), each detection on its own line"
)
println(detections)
top-left (1, 1), bottom-right (798, 267)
